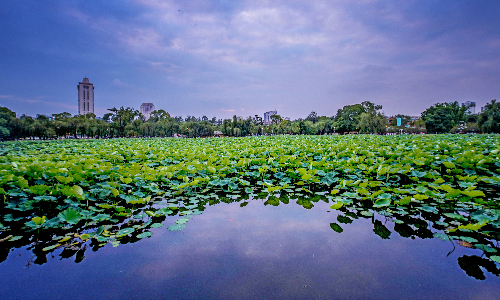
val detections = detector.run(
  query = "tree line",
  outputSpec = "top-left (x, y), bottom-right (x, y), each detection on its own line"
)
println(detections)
top-left (1, 100), bottom-right (499, 140)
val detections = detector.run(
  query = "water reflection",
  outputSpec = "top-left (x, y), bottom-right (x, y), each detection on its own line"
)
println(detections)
top-left (1, 190), bottom-right (500, 283)
top-left (1, 196), bottom-right (500, 299)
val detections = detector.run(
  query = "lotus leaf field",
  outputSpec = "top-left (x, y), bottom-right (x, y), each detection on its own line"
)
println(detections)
top-left (1, 134), bottom-right (500, 279)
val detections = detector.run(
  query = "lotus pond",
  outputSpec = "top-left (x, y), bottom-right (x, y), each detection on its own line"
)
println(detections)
top-left (1, 135), bottom-right (500, 299)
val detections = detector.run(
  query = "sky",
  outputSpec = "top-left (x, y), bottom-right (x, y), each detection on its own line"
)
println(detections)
top-left (0, 0), bottom-right (499, 120)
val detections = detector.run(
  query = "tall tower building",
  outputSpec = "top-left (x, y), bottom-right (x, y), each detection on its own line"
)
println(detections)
top-left (263, 110), bottom-right (277, 125)
top-left (78, 77), bottom-right (94, 115)
top-left (140, 103), bottom-right (155, 120)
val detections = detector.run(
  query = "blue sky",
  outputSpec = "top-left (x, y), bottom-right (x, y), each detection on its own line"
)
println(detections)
top-left (1, 0), bottom-right (499, 120)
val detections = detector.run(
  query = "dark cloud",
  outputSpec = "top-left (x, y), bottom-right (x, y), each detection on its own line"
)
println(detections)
top-left (0, 0), bottom-right (498, 119)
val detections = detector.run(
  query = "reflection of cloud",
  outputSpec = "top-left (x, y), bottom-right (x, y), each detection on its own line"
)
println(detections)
top-left (128, 201), bottom-right (415, 298)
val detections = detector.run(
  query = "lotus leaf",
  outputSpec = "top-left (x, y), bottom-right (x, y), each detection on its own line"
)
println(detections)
top-left (58, 209), bottom-right (81, 224)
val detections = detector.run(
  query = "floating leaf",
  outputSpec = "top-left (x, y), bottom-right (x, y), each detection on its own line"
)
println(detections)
top-left (330, 202), bottom-right (343, 210)
top-left (42, 244), bottom-right (60, 252)
top-left (434, 233), bottom-right (451, 241)
top-left (118, 228), bottom-right (135, 235)
top-left (462, 190), bottom-right (485, 198)
top-left (137, 231), bottom-right (152, 239)
top-left (330, 223), bottom-right (343, 233)
top-left (443, 162), bottom-right (456, 169)
top-left (175, 218), bottom-right (190, 225)
top-left (475, 244), bottom-right (497, 253)
top-left (491, 256), bottom-right (500, 263)
top-left (58, 209), bottom-right (81, 224)
top-left (167, 224), bottom-right (186, 231)
top-left (373, 199), bottom-right (391, 208)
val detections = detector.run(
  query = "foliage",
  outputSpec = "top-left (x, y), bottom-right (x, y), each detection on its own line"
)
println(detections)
top-left (335, 101), bottom-right (383, 133)
top-left (421, 102), bottom-right (468, 133)
top-left (478, 100), bottom-right (500, 133)
top-left (0, 135), bottom-right (499, 271)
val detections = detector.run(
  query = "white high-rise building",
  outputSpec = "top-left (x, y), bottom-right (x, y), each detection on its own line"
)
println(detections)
top-left (264, 110), bottom-right (277, 124)
top-left (140, 103), bottom-right (155, 120)
top-left (78, 77), bottom-right (94, 115)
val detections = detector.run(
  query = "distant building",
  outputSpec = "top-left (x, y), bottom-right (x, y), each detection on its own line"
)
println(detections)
top-left (411, 116), bottom-right (420, 121)
top-left (263, 110), bottom-right (277, 125)
top-left (78, 77), bottom-right (94, 115)
top-left (140, 103), bottom-right (155, 120)
top-left (462, 101), bottom-right (476, 114)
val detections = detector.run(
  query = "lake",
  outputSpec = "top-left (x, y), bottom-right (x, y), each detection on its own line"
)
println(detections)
top-left (1, 198), bottom-right (499, 300)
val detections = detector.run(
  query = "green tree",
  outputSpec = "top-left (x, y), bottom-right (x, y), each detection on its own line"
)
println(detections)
top-left (108, 107), bottom-right (140, 137)
top-left (358, 112), bottom-right (387, 134)
top-left (270, 114), bottom-right (283, 124)
top-left (335, 101), bottom-right (383, 133)
top-left (0, 107), bottom-right (16, 139)
top-left (305, 111), bottom-right (318, 123)
top-left (478, 100), bottom-right (500, 133)
top-left (421, 102), bottom-right (468, 134)
top-left (148, 109), bottom-right (171, 123)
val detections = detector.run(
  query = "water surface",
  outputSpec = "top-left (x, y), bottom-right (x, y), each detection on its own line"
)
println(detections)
top-left (1, 199), bottom-right (499, 299)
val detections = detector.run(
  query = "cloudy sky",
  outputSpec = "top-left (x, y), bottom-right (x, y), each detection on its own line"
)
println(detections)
top-left (1, 0), bottom-right (499, 120)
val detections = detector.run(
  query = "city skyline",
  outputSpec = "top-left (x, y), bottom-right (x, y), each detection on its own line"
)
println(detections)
top-left (1, 1), bottom-right (499, 119)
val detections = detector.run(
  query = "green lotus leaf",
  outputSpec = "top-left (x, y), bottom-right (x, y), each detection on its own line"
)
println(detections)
top-left (491, 256), bottom-right (500, 263)
top-left (330, 223), bottom-right (343, 233)
top-left (373, 199), bottom-right (391, 208)
top-left (136, 231), bottom-right (152, 239)
top-left (470, 212), bottom-right (497, 223)
top-left (433, 233), bottom-right (451, 241)
top-left (475, 244), bottom-right (497, 253)
top-left (458, 222), bottom-right (487, 231)
top-left (301, 174), bottom-right (312, 181)
top-left (167, 224), bottom-right (186, 231)
top-left (420, 205), bottom-right (437, 213)
top-left (118, 228), bottom-right (135, 235)
top-left (443, 213), bottom-right (465, 221)
top-left (458, 236), bottom-right (479, 243)
top-left (330, 202), bottom-right (343, 209)
top-left (462, 190), bottom-right (485, 198)
top-left (42, 244), bottom-right (60, 252)
top-left (413, 194), bottom-right (429, 200)
top-left (411, 170), bottom-right (426, 178)
top-left (445, 190), bottom-right (462, 198)
top-left (58, 209), bottom-right (81, 224)
top-left (175, 218), bottom-right (190, 224)
top-left (29, 185), bottom-right (50, 195)
top-left (443, 162), bottom-right (456, 169)
top-left (360, 211), bottom-right (373, 217)
top-left (376, 193), bottom-right (391, 200)
top-left (121, 177), bottom-right (133, 184)
top-left (337, 215), bottom-right (352, 224)
top-left (55, 176), bottom-right (73, 184)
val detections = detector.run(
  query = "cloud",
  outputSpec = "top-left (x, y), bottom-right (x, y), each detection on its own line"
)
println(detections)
top-left (14, 0), bottom-right (496, 119)
top-left (111, 79), bottom-right (131, 88)
top-left (1, 95), bottom-right (77, 112)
